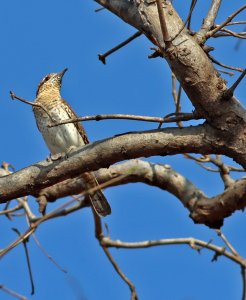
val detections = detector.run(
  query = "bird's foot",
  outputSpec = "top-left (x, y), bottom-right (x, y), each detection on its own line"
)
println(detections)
top-left (46, 147), bottom-right (76, 162)
top-left (46, 153), bottom-right (65, 162)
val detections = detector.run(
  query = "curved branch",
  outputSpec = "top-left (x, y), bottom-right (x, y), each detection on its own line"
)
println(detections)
top-left (34, 160), bottom-right (204, 205)
top-left (4, 151), bottom-right (246, 228)
top-left (34, 159), bottom-right (246, 228)
top-left (0, 125), bottom-right (219, 202)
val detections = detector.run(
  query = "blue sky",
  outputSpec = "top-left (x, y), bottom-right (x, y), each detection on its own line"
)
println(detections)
top-left (0, 1), bottom-right (246, 299)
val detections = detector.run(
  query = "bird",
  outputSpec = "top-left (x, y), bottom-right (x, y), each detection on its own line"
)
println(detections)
top-left (33, 68), bottom-right (111, 217)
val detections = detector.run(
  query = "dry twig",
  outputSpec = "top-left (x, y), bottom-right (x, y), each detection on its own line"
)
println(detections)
top-left (98, 31), bottom-right (142, 64)
top-left (207, 4), bottom-right (246, 38)
top-left (0, 285), bottom-right (27, 300)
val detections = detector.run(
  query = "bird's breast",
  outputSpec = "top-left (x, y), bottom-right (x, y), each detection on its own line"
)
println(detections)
top-left (34, 104), bottom-right (84, 155)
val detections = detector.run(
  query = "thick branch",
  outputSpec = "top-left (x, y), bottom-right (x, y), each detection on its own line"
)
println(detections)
top-left (0, 125), bottom-right (220, 202)
top-left (94, 0), bottom-right (246, 154)
top-left (36, 160), bottom-right (204, 208)
top-left (34, 159), bottom-right (246, 228)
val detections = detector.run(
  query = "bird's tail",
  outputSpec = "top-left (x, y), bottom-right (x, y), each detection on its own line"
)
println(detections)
top-left (83, 172), bottom-right (111, 217)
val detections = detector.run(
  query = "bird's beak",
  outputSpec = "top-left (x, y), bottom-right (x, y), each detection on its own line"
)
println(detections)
top-left (58, 68), bottom-right (68, 79)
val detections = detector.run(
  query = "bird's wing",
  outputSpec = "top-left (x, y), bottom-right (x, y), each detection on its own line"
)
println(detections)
top-left (61, 98), bottom-right (90, 144)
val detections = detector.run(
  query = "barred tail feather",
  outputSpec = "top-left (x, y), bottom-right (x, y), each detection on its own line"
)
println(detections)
top-left (83, 172), bottom-right (111, 217)
top-left (89, 190), bottom-right (111, 217)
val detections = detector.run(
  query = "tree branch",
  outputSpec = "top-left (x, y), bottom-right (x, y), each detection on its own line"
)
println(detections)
top-left (49, 112), bottom-right (201, 127)
top-left (196, 0), bottom-right (222, 43)
top-left (98, 31), bottom-right (142, 64)
top-left (100, 236), bottom-right (246, 267)
top-left (3, 154), bottom-right (246, 228)
top-left (0, 125), bottom-right (221, 203)
top-left (206, 5), bottom-right (246, 39)
top-left (94, 0), bottom-right (246, 142)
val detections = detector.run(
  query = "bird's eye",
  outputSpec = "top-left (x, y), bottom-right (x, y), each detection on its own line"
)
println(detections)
top-left (44, 76), bottom-right (50, 82)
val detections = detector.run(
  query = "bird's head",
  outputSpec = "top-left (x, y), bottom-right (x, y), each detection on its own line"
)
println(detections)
top-left (36, 68), bottom-right (68, 96)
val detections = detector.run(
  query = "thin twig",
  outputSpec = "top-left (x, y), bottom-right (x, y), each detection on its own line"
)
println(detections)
top-left (216, 229), bottom-right (239, 256)
top-left (103, 247), bottom-right (138, 300)
top-left (49, 112), bottom-right (201, 127)
top-left (32, 234), bottom-right (67, 273)
top-left (12, 228), bottom-right (35, 295)
top-left (157, 111), bottom-right (195, 129)
top-left (225, 69), bottom-right (246, 98)
top-left (16, 197), bottom-right (36, 220)
top-left (217, 69), bottom-right (234, 76)
top-left (98, 31), bottom-right (142, 64)
top-left (170, 0), bottom-right (197, 41)
top-left (171, 73), bottom-right (183, 128)
top-left (95, 7), bottom-right (105, 12)
top-left (235, 26), bottom-right (246, 50)
top-left (208, 54), bottom-right (244, 72)
top-left (214, 32), bottom-right (246, 39)
top-left (92, 210), bottom-right (138, 300)
top-left (196, 0), bottom-right (222, 43)
top-left (0, 285), bottom-right (27, 300)
top-left (226, 21), bottom-right (246, 26)
top-left (101, 237), bottom-right (246, 267)
top-left (0, 175), bottom-right (127, 258)
top-left (156, 0), bottom-right (172, 49)
top-left (210, 155), bottom-right (234, 188)
top-left (0, 203), bottom-right (23, 216)
top-left (228, 166), bottom-right (246, 172)
top-left (10, 91), bottom-right (54, 122)
top-left (207, 4), bottom-right (246, 38)
top-left (241, 267), bottom-right (246, 300)
top-left (216, 28), bottom-right (246, 39)
top-left (185, 154), bottom-right (235, 187)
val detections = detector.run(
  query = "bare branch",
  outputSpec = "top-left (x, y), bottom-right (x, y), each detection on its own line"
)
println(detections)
top-left (8, 158), bottom-right (246, 228)
top-left (0, 175), bottom-right (126, 257)
top-left (10, 91), bottom-right (54, 122)
top-left (224, 69), bottom-right (246, 99)
top-left (95, 0), bottom-right (246, 141)
top-left (170, 0), bottom-right (198, 41)
top-left (92, 211), bottom-right (138, 300)
top-left (214, 28), bottom-right (246, 39)
top-left (49, 112), bottom-right (201, 127)
top-left (208, 54), bottom-right (244, 72)
top-left (100, 236), bottom-right (246, 267)
top-left (12, 228), bottom-right (35, 295)
top-left (170, 73), bottom-right (183, 128)
top-left (32, 234), bottom-right (67, 273)
top-left (156, 0), bottom-right (172, 49)
top-left (217, 69), bottom-right (234, 76)
top-left (0, 285), bottom-right (27, 300)
top-left (215, 229), bottom-right (239, 256)
top-left (196, 0), bottom-right (222, 43)
top-left (98, 31), bottom-right (142, 64)
top-left (102, 247), bottom-right (138, 300)
top-left (0, 125), bottom-right (221, 203)
top-left (226, 21), bottom-right (246, 26)
top-left (0, 203), bottom-right (22, 216)
top-left (207, 5), bottom-right (246, 39)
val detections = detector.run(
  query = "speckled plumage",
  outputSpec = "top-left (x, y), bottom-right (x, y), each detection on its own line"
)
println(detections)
top-left (33, 69), bottom-right (111, 217)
